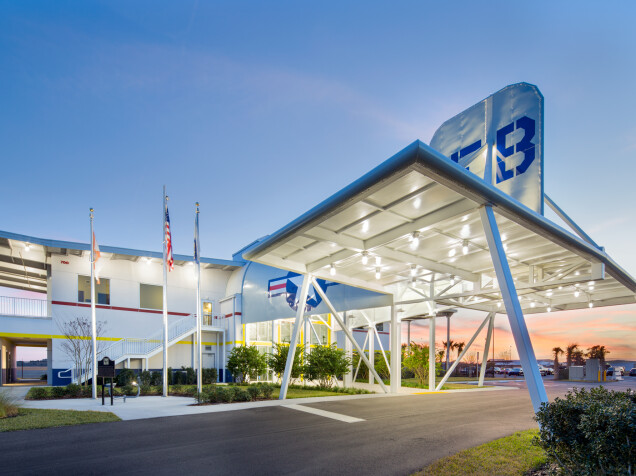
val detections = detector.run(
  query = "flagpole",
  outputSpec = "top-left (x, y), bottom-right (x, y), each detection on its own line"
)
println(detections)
top-left (162, 186), bottom-right (169, 397)
top-left (195, 202), bottom-right (202, 394)
top-left (90, 208), bottom-right (97, 399)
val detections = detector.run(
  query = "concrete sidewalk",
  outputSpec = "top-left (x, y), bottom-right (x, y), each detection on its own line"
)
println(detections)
top-left (21, 384), bottom-right (515, 420)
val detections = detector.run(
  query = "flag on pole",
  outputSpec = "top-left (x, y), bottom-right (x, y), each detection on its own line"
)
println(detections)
top-left (165, 207), bottom-right (174, 271)
top-left (92, 232), bottom-right (101, 284)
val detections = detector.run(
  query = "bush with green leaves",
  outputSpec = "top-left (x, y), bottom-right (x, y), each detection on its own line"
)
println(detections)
top-left (247, 385), bottom-right (261, 401)
top-left (535, 387), bottom-right (635, 475)
top-left (65, 383), bottom-right (82, 397)
top-left (304, 344), bottom-right (351, 389)
top-left (116, 368), bottom-right (135, 387)
top-left (27, 387), bottom-right (49, 400)
top-left (150, 371), bottom-right (162, 387)
top-left (227, 345), bottom-right (268, 383)
top-left (52, 386), bottom-right (67, 398)
top-left (352, 351), bottom-right (391, 382)
top-left (202, 368), bottom-right (218, 385)
top-left (268, 343), bottom-right (304, 384)
top-left (231, 387), bottom-right (251, 402)
top-left (138, 370), bottom-right (152, 388)
top-left (260, 383), bottom-right (274, 399)
top-left (215, 387), bottom-right (234, 403)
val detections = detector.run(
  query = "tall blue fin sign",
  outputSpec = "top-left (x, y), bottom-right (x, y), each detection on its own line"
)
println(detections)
top-left (430, 83), bottom-right (544, 214)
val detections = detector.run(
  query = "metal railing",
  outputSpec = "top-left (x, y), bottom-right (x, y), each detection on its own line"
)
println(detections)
top-left (0, 296), bottom-right (48, 318)
top-left (58, 313), bottom-right (230, 384)
top-left (202, 313), bottom-right (229, 328)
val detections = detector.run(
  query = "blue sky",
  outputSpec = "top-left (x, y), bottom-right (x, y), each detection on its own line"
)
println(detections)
top-left (2, 2), bottom-right (635, 359)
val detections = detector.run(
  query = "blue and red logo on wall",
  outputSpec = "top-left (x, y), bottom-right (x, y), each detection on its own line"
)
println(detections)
top-left (267, 272), bottom-right (337, 312)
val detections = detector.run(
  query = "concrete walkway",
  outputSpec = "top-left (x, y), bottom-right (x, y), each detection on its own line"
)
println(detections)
top-left (19, 384), bottom-right (515, 420)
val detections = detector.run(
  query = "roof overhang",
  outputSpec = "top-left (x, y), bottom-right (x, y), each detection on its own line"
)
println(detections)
top-left (244, 140), bottom-right (636, 317)
top-left (0, 230), bottom-right (244, 292)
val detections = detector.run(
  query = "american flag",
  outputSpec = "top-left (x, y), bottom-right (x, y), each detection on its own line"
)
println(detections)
top-left (165, 207), bottom-right (174, 271)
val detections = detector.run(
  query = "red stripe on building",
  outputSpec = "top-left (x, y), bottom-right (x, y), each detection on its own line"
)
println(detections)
top-left (51, 301), bottom-right (190, 316)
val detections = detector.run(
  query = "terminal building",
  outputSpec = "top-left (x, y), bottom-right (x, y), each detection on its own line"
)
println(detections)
top-left (0, 230), bottom-right (391, 386)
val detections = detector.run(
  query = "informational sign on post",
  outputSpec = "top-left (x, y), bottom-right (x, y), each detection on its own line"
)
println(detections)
top-left (430, 83), bottom-right (544, 214)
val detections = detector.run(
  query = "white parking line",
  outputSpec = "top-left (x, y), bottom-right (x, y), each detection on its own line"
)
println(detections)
top-left (284, 404), bottom-right (365, 423)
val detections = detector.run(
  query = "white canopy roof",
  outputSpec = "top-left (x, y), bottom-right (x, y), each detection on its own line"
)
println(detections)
top-left (244, 141), bottom-right (636, 318)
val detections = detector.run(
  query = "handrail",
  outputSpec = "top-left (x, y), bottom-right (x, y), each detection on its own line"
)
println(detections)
top-left (59, 313), bottom-right (228, 384)
top-left (0, 296), bottom-right (48, 318)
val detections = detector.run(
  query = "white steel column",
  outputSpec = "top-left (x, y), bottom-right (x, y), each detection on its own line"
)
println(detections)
top-left (437, 313), bottom-right (493, 390)
top-left (478, 314), bottom-right (495, 387)
top-left (343, 312), bottom-right (352, 387)
top-left (368, 326), bottom-right (374, 385)
top-left (312, 277), bottom-right (388, 393)
top-left (162, 187), bottom-right (169, 397)
top-left (279, 275), bottom-right (310, 400)
top-left (428, 316), bottom-right (436, 391)
top-left (390, 305), bottom-right (401, 393)
top-left (480, 205), bottom-right (548, 412)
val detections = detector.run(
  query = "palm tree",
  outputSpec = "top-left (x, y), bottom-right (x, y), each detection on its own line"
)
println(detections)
top-left (566, 343), bottom-right (579, 367)
top-left (454, 341), bottom-right (466, 360)
top-left (586, 345), bottom-right (610, 369)
top-left (443, 340), bottom-right (454, 361)
top-left (552, 347), bottom-right (564, 380)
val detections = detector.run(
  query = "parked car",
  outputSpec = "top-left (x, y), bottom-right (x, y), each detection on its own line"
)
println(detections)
top-left (606, 367), bottom-right (614, 376)
top-left (493, 367), bottom-right (502, 374)
top-left (538, 365), bottom-right (551, 376)
top-left (629, 368), bottom-right (636, 376)
top-left (615, 366), bottom-right (625, 376)
top-left (508, 368), bottom-right (523, 377)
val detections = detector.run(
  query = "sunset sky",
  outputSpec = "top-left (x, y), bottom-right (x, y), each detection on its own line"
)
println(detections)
top-left (1, 2), bottom-right (635, 361)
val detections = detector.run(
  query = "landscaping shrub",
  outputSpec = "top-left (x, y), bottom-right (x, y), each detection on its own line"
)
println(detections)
top-left (227, 345), bottom-right (268, 383)
top-left (215, 387), bottom-right (234, 403)
top-left (150, 371), bottom-right (162, 387)
top-left (170, 385), bottom-right (183, 395)
top-left (52, 386), bottom-right (68, 398)
top-left (304, 344), bottom-right (351, 388)
top-left (65, 383), bottom-right (82, 397)
top-left (232, 387), bottom-right (251, 402)
top-left (0, 390), bottom-right (20, 418)
top-left (535, 387), bottom-right (635, 475)
top-left (28, 387), bottom-right (49, 400)
top-left (139, 370), bottom-right (152, 388)
top-left (121, 384), bottom-right (134, 396)
top-left (247, 385), bottom-right (261, 401)
top-left (182, 366), bottom-right (196, 385)
top-left (260, 383), bottom-right (274, 399)
top-left (167, 367), bottom-right (173, 385)
top-left (202, 368), bottom-right (218, 385)
top-left (116, 368), bottom-right (135, 387)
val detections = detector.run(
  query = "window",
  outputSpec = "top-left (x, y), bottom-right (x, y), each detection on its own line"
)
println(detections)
top-left (78, 276), bottom-right (110, 305)
top-left (140, 284), bottom-right (162, 310)
top-left (279, 320), bottom-right (293, 343)
top-left (310, 322), bottom-right (329, 345)
top-left (246, 322), bottom-right (272, 343)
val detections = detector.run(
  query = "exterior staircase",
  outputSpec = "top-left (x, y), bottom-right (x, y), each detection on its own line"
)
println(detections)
top-left (58, 313), bottom-right (224, 385)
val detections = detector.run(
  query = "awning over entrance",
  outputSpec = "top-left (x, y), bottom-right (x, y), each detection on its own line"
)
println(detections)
top-left (244, 140), bottom-right (636, 317)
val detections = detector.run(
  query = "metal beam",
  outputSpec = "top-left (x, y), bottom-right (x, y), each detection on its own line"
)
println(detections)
top-left (478, 314), bottom-right (494, 387)
top-left (480, 205), bottom-right (547, 413)
top-left (390, 305), bottom-right (401, 393)
top-left (436, 312), bottom-right (492, 391)
top-left (428, 316), bottom-right (435, 391)
top-left (279, 274), bottom-right (311, 400)
top-left (311, 276), bottom-right (388, 393)
top-left (545, 195), bottom-right (601, 249)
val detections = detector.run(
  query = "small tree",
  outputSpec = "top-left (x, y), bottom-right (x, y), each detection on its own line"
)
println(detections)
top-left (304, 344), bottom-right (351, 389)
top-left (227, 345), bottom-right (267, 383)
top-left (403, 342), bottom-right (441, 387)
top-left (57, 316), bottom-right (107, 387)
top-left (267, 342), bottom-right (304, 384)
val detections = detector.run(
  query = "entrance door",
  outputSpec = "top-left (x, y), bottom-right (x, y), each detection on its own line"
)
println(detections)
top-left (202, 352), bottom-right (215, 369)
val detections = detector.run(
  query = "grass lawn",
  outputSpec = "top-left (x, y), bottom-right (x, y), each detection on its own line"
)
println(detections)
top-left (0, 408), bottom-right (120, 432)
top-left (415, 429), bottom-right (547, 476)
